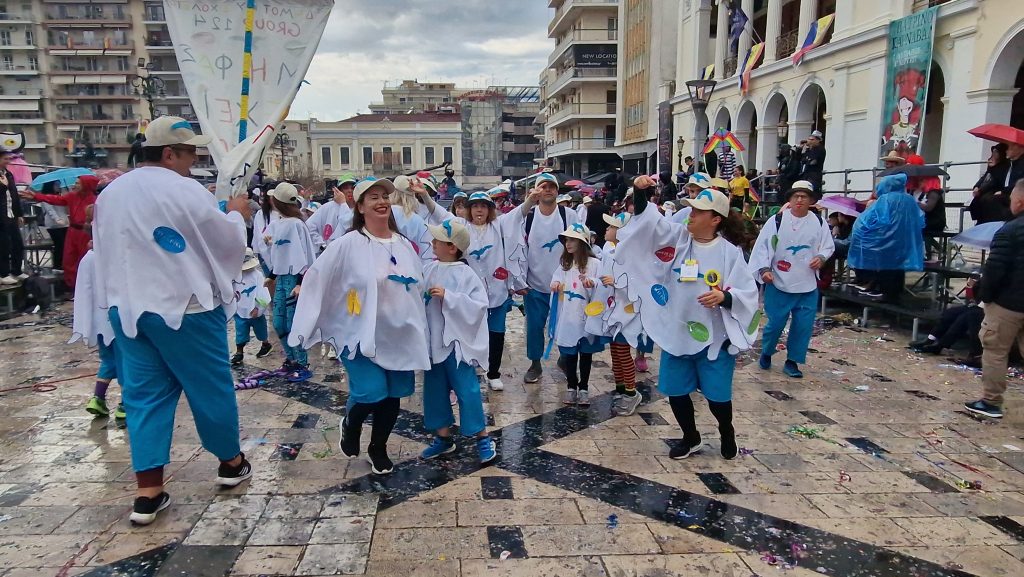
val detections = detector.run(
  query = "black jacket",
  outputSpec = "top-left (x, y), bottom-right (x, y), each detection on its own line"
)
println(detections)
top-left (0, 169), bottom-right (22, 223)
top-left (979, 214), bottom-right (1024, 312)
top-left (799, 146), bottom-right (826, 188)
top-left (1001, 157), bottom-right (1024, 193)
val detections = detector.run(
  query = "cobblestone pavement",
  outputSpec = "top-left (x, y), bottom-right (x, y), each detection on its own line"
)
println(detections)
top-left (0, 305), bottom-right (1021, 577)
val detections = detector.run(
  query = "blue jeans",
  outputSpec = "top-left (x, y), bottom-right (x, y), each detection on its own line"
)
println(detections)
top-left (109, 307), bottom-right (240, 472)
top-left (524, 289), bottom-right (550, 361)
top-left (273, 274), bottom-right (307, 365)
top-left (658, 347), bottom-right (736, 402)
top-left (487, 298), bottom-right (513, 333)
top-left (761, 284), bottom-right (818, 364)
top-left (234, 314), bottom-right (268, 346)
top-left (423, 352), bottom-right (486, 437)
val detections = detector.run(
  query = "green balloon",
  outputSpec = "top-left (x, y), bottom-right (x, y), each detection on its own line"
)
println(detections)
top-left (747, 310), bottom-right (763, 334)
top-left (771, 235), bottom-right (779, 251)
top-left (687, 321), bottom-right (710, 343)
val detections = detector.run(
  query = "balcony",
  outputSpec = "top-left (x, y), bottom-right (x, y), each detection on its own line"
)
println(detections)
top-left (549, 0), bottom-right (619, 37)
top-left (549, 28), bottom-right (618, 66)
top-left (0, 12), bottom-right (34, 23)
top-left (0, 43), bottom-right (37, 50)
top-left (0, 64), bottom-right (38, 75)
top-left (548, 66), bottom-right (616, 98)
top-left (44, 8), bottom-right (131, 26)
top-left (47, 40), bottom-right (134, 52)
top-left (502, 142), bottom-right (539, 154)
top-left (776, 30), bottom-right (799, 62)
top-left (546, 102), bottom-right (616, 128)
top-left (546, 137), bottom-right (616, 156)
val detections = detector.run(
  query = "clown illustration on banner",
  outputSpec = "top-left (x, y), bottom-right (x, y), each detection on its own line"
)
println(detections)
top-left (879, 7), bottom-right (938, 157)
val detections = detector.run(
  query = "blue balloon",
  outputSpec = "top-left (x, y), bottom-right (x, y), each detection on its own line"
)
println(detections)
top-left (218, 200), bottom-right (228, 213)
top-left (153, 226), bottom-right (186, 254)
top-left (651, 284), bottom-right (669, 306)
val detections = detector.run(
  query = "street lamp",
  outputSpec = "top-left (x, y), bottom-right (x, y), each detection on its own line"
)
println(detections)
top-left (275, 130), bottom-right (290, 178)
top-left (130, 57), bottom-right (166, 120)
top-left (685, 78), bottom-right (718, 160)
top-left (676, 136), bottom-right (686, 172)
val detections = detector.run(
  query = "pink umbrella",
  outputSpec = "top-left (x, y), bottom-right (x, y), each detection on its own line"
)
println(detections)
top-left (565, 179), bottom-right (584, 187)
top-left (7, 156), bottom-right (31, 184)
top-left (94, 168), bottom-right (125, 187)
top-left (818, 195), bottom-right (864, 217)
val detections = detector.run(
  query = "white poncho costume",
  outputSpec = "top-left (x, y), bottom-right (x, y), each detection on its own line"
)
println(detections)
top-left (262, 216), bottom-right (316, 276)
top-left (69, 250), bottom-right (115, 347)
top-left (423, 260), bottom-right (490, 368)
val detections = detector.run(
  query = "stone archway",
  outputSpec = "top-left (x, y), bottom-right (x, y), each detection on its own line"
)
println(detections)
top-left (793, 82), bottom-right (827, 143)
top-left (920, 62), bottom-right (946, 163)
top-left (735, 99), bottom-right (758, 172)
top-left (985, 23), bottom-right (1024, 126)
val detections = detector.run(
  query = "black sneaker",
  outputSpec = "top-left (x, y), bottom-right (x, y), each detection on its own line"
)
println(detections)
top-left (669, 436), bottom-right (702, 460)
top-left (366, 445), bottom-right (394, 474)
top-left (256, 342), bottom-right (273, 358)
top-left (523, 361), bottom-right (542, 384)
top-left (215, 454), bottom-right (253, 487)
top-left (129, 492), bottom-right (170, 526)
top-left (230, 352), bottom-right (244, 366)
top-left (964, 400), bottom-right (1003, 419)
top-left (339, 417), bottom-right (360, 458)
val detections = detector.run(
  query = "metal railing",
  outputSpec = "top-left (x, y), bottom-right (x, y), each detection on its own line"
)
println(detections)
top-left (549, 66), bottom-right (617, 96)
top-left (549, 0), bottom-right (619, 34)
top-left (547, 137), bottom-right (616, 155)
top-left (776, 30), bottom-right (799, 61)
top-left (546, 102), bottom-right (616, 124)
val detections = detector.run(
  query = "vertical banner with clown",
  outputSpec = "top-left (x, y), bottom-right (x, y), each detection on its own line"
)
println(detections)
top-left (162, 0), bottom-right (334, 200)
top-left (879, 7), bottom-right (938, 157)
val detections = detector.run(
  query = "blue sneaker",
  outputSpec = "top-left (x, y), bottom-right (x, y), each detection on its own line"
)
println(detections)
top-left (421, 436), bottom-right (456, 459)
top-left (783, 360), bottom-right (803, 378)
top-left (759, 354), bottom-right (772, 370)
top-left (477, 436), bottom-right (496, 464)
top-left (287, 365), bottom-right (313, 382)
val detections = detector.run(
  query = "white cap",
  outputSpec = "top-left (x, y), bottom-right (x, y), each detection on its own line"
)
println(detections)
top-left (427, 219), bottom-right (471, 253)
top-left (686, 173), bottom-right (712, 189)
top-left (582, 195), bottom-right (593, 205)
top-left (142, 115), bottom-right (211, 147)
top-left (602, 212), bottom-right (631, 228)
top-left (809, 130), bottom-right (823, 140)
top-left (559, 222), bottom-right (593, 246)
top-left (242, 247), bottom-right (259, 271)
top-left (353, 177), bottom-right (397, 203)
top-left (682, 188), bottom-right (731, 217)
top-left (271, 182), bottom-right (300, 206)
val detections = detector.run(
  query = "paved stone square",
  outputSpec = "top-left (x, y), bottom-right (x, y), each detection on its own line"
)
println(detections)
top-left (0, 305), bottom-right (1021, 577)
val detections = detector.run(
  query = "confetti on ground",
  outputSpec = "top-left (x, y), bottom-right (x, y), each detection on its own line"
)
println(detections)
top-left (606, 514), bottom-right (618, 529)
top-left (499, 550), bottom-right (511, 560)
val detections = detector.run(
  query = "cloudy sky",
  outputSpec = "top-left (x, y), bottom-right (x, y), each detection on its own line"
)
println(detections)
top-left (290, 0), bottom-right (552, 121)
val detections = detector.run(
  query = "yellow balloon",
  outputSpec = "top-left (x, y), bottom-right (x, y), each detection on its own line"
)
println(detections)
top-left (584, 301), bottom-right (605, 317)
top-left (624, 303), bottom-right (636, 315)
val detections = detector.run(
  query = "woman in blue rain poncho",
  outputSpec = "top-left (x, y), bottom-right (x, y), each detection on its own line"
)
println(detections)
top-left (848, 174), bottom-right (924, 303)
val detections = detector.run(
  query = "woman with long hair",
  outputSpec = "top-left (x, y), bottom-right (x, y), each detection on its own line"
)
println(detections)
top-left (289, 177), bottom-right (430, 475)
top-left (612, 176), bottom-right (759, 461)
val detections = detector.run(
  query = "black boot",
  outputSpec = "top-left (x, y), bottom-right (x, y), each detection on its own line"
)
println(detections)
top-left (708, 400), bottom-right (737, 460)
top-left (668, 395), bottom-right (702, 459)
top-left (367, 397), bottom-right (400, 474)
top-left (340, 402), bottom-right (373, 458)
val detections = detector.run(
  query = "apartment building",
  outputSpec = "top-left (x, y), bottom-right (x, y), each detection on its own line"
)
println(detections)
top-left (368, 80), bottom-right (465, 115)
top-left (460, 86), bottom-right (541, 180)
top-left (542, 0), bottom-right (621, 178)
top-left (0, 0), bottom-right (206, 170)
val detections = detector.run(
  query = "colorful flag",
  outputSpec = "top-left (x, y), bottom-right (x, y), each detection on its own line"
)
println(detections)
top-left (791, 14), bottom-right (835, 67)
top-left (703, 128), bottom-right (745, 154)
top-left (738, 42), bottom-right (765, 95)
top-left (728, 2), bottom-right (749, 56)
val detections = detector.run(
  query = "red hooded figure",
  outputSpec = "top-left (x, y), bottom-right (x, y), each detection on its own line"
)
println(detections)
top-left (28, 174), bottom-right (98, 289)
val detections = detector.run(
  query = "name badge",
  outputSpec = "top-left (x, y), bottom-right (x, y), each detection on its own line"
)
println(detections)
top-left (679, 259), bottom-right (699, 282)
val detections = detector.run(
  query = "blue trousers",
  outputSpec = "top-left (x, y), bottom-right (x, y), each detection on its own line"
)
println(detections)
top-left (524, 289), bottom-right (550, 361)
top-left (97, 335), bottom-right (118, 381)
top-left (761, 284), bottom-right (818, 364)
top-left (109, 307), bottom-right (241, 473)
top-left (423, 352), bottom-right (486, 437)
top-left (234, 314), bottom-right (268, 346)
top-left (340, 348), bottom-right (415, 407)
top-left (273, 274), bottom-right (307, 365)
top-left (487, 298), bottom-right (513, 333)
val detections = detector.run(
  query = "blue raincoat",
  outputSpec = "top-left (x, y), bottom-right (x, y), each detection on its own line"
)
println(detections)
top-left (848, 174), bottom-right (925, 272)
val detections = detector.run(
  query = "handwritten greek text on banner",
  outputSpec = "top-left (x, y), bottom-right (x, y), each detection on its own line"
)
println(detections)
top-left (162, 0), bottom-right (334, 199)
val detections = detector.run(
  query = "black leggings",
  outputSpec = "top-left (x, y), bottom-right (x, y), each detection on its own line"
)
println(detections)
top-left (668, 394), bottom-right (734, 441)
top-left (344, 397), bottom-right (401, 450)
top-left (563, 352), bottom-right (593, 391)
top-left (487, 331), bottom-right (504, 379)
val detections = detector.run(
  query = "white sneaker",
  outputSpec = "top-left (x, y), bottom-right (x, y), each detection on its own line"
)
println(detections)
top-left (488, 378), bottom-right (504, 391)
top-left (576, 390), bottom-right (590, 406)
top-left (0, 276), bottom-right (18, 285)
top-left (16, 273), bottom-right (29, 280)
top-left (563, 388), bottom-right (577, 405)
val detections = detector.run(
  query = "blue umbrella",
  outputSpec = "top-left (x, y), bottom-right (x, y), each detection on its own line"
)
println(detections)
top-left (952, 221), bottom-right (1005, 249)
top-left (29, 167), bottom-right (95, 191)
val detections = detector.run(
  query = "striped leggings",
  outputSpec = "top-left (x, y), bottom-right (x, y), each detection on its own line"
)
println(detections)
top-left (610, 342), bottom-right (636, 392)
